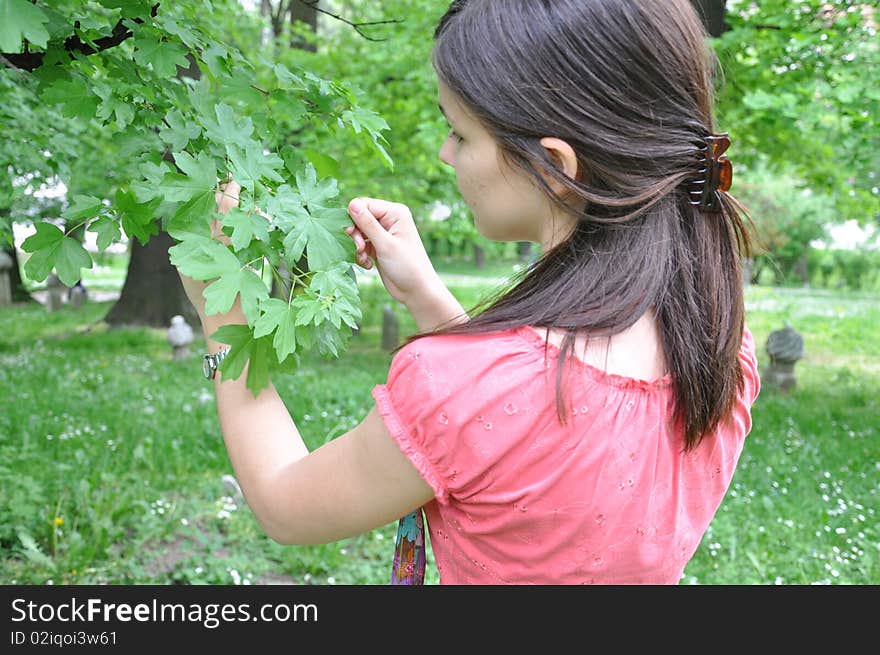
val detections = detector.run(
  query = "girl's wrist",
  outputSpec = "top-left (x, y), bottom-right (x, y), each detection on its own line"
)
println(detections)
top-left (200, 304), bottom-right (248, 345)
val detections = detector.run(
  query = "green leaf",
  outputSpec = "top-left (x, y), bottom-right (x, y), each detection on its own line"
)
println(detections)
top-left (311, 265), bottom-right (362, 330)
top-left (133, 33), bottom-right (190, 78)
top-left (168, 235), bottom-right (240, 281)
top-left (282, 205), bottom-right (352, 271)
top-left (97, 1), bottom-right (153, 20)
top-left (294, 163), bottom-right (339, 208)
top-left (254, 298), bottom-right (299, 362)
top-left (303, 149), bottom-right (340, 179)
top-left (132, 161), bottom-right (171, 203)
top-left (161, 151), bottom-right (217, 203)
top-left (245, 335), bottom-right (274, 396)
top-left (63, 195), bottom-right (104, 222)
top-left (165, 192), bottom-right (216, 241)
top-left (21, 222), bottom-right (64, 283)
top-left (20, 222), bottom-right (63, 253)
top-left (93, 83), bottom-right (136, 129)
top-left (341, 106), bottom-right (394, 170)
top-left (202, 43), bottom-right (230, 77)
top-left (274, 63), bottom-right (306, 90)
top-left (227, 144), bottom-right (285, 193)
top-left (40, 78), bottom-right (99, 119)
top-left (89, 216), bottom-right (122, 253)
top-left (0, 0), bottom-right (50, 51)
top-left (17, 532), bottom-right (55, 569)
top-left (55, 237), bottom-right (93, 287)
top-left (200, 103), bottom-right (254, 149)
top-left (160, 110), bottom-right (202, 151)
top-left (22, 222), bottom-right (92, 286)
top-left (209, 324), bottom-right (274, 396)
top-left (210, 324), bottom-right (253, 380)
top-left (115, 188), bottom-right (160, 246)
top-left (292, 293), bottom-right (322, 327)
top-left (223, 206), bottom-right (270, 251)
top-left (203, 266), bottom-right (268, 320)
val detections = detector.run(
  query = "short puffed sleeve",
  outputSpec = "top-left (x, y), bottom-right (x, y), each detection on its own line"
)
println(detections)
top-left (740, 325), bottom-right (761, 405)
top-left (371, 331), bottom-right (543, 506)
top-left (370, 338), bottom-right (461, 505)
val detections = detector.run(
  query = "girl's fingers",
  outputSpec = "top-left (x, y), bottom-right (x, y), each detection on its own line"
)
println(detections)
top-left (345, 223), bottom-right (374, 268)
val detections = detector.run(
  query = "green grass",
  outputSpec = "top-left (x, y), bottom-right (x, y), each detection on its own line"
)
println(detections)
top-left (0, 273), bottom-right (877, 585)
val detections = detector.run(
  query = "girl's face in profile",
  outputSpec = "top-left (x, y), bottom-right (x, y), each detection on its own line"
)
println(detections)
top-left (436, 80), bottom-right (575, 251)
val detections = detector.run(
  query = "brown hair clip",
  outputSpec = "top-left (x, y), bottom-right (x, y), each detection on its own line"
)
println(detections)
top-left (687, 133), bottom-right (733, 212)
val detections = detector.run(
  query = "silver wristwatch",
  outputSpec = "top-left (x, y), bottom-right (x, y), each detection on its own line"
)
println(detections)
top-left (203, 346), bottom-right (231, 380)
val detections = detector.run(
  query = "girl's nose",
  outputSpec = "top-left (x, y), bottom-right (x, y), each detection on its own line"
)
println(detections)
top-left (439, 138), bottom-right (455, 167)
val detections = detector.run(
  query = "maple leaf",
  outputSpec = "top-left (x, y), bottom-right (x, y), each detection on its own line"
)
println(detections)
top-left (160, 110), bottom-right (202, 151)
top-left (0, 0), bottom-right (50, 51)
top-left (209, 325), bottom-right (275, 397)
top-left (115, 189), bottom-right (161, 246)
top-left (62, 195), bottom-right (104, 222)
top-left (294, 163), bottom-right (339, 209)
top-left (203, 266), bottom-right (269, 322)
top-left (39, 78), bottom-right (99, 119)
top-left (222, 206), bottom-right (271, 252)
top-left (200, 103), bottom-right (254, 150)
top-left (133, 33), bottom-right (190, 78)
top-left (89, 216), bottom-right (122, 253)
top-left (282, 205), bottom-right (352, 271)
top-left (227, 144), bottom-right (285, 194)
top-left (254, 298), bottom-right (299, 362)
top-left (168, 235), bottom-right (240, 281)
top-left (160, 151), bottom-right (217, 203)
top-left (21, 222), bottom-right (92, 286)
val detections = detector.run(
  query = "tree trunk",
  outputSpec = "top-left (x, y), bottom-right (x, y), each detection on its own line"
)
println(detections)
top-left (288, 1), bottom-right (318, 51)
top-left (690, 0), bottom-right (728, 37)
top-left (474, 244), bottom-right (485, 269)
top-left (104, 53), bottom-right (204, 329)
top-left (3, 245), bottom-right (37, 304)
top-left (104, 227), bottom-right (201, 329)
top-left (794, 255), bottom-right (809, 287)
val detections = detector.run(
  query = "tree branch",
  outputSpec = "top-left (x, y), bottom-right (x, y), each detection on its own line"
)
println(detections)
top-left (1, 3), bottom-right (160, 72)
top-left (294, 0), bottom-right (402, 42)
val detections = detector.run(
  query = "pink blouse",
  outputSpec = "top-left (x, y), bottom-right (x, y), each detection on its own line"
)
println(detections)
top-left (372, 325), bottom-right (760, 584)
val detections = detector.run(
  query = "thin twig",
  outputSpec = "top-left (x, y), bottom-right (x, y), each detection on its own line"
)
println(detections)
top-left (295, 0), bottom-right (401, 42)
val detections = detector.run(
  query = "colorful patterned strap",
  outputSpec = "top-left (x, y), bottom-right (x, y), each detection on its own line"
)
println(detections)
top-left (391, 510), bottom-right (426, 585)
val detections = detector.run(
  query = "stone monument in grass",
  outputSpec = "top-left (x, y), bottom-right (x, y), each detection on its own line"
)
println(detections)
top-left (0, 250), bottom-right (12, 307)
top-left (382, 304), bottom-right (399, 352)
top-left (764, 324), bottom-right (804, 392)
top-left (46, 273), bottom-right (65, 311)
top-left (167, 314), bottom-right (194, 361)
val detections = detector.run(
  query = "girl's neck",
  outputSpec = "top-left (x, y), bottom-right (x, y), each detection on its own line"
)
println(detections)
top-left (532, 311), bottom-right (668, 382)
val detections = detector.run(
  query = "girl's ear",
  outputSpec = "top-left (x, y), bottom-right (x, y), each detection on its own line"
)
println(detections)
top-left (539, 137), bottom-right (584, 191)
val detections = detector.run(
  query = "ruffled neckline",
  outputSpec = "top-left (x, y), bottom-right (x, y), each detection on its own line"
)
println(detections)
top-left (514, 325), bottom-right (674, 392)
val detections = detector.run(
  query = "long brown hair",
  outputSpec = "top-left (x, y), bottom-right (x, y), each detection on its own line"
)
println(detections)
top-left (406, 0), bottom-right (753, 451)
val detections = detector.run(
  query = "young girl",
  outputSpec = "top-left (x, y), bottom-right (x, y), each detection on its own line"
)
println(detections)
top-left (178, 0), bottom-right (760, 584)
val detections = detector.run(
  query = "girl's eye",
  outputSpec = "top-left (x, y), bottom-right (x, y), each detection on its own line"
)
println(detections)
top-left (447, 128), bottom-right (462, 143)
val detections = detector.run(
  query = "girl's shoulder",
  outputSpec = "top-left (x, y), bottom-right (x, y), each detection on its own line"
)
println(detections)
top-left (393, 327), bottom-right (535, 370)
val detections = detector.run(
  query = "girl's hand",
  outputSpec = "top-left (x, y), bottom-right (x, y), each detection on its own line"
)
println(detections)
top-left (344, 197), bottom-right (441, 305)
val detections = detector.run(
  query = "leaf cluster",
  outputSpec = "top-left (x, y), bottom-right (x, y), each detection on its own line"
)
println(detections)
top-left (2, 0), bottom-right (394, 394)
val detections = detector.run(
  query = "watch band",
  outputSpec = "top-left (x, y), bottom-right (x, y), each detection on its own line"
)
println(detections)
top-left (203, 346), bottom-right (231, 380)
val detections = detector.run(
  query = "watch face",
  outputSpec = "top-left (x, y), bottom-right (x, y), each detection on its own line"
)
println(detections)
top-left (203, 355), bottom-right (213, 379)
